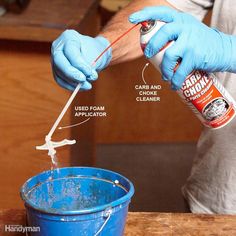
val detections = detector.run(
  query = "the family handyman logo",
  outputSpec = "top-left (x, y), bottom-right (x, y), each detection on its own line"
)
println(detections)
top-left (4, 224), bottom-right (40, 233)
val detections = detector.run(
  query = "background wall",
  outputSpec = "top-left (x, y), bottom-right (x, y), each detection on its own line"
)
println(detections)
top-left (96, 59), bottom-right (201, 143)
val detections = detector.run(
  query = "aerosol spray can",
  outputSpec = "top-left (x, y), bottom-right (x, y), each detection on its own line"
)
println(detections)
top-left (140, 20), bottom-right (236, 129)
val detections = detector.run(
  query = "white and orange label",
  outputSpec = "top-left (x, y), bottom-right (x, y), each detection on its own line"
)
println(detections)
top-left (179, 71), bottom-right (236, 128)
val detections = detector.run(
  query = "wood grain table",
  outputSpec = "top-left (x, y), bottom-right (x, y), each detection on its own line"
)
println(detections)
top-left (1, 209), bottom-right (236, 235)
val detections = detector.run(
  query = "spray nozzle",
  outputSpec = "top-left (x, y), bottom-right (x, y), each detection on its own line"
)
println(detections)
top-left (141, 21), bottom-right (149, 28)
top-left (140, 20), bottom-right (156, 33)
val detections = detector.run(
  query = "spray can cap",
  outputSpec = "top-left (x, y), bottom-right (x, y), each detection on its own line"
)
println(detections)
top-left (140, 20), bottom-right (156, 34)
top-left (141, 21), bottom-right (149, 28)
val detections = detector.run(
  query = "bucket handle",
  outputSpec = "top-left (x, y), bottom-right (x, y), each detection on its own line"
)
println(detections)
top-left (25, 209), bottom-right (112, 236)
top-left (94, 208), bottom-right (112, 236)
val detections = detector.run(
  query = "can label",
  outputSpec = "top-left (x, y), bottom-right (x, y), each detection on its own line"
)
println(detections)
top-left (140, 20), bottom-right (236, 129)
top-left (178, 71), bottom-right (235, 128)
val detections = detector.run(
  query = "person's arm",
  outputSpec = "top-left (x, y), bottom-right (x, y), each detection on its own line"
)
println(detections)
top-left (51, 0), bottom-right (174, 91)
top-left (100, 0), bottom-right (174, 64)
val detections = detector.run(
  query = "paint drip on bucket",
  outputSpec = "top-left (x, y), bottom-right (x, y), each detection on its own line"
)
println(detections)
top-left (140, 20), bottom-right (236, 129)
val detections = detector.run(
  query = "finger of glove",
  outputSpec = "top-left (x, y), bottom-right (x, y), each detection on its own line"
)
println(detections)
top-left (52, 50), bottom-right (86, 83)
top-left (162, 75), bottom-right (169, 81)
top-left (63, 41), bottom-right (94, 78)
top-left (171, 53), bottom-right (194, 90)
top-left (55, 76), bottom-right (76, 91)
top-left (145, 23), bottom-right (181, 58)
top-left (161, 52), bottom-right (180, 81)
top-left (52, 37), bottom-right (64, 52)
top-left (87, 70), bottom-right (98, 82)
top-left (129, 6), bottom-right (177, 24)
top-left (55, 76), bottom-right (92, 91)
top-left (52, 61), bottom-right (87, 87)
top-left (160, 38), bottom-right (184, 80)
top-left (80, 81), bottom-right (92, 91)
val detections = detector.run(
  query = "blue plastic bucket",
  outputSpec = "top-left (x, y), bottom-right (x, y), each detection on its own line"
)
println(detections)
top-left (20, 167), bottom-right (134, 236)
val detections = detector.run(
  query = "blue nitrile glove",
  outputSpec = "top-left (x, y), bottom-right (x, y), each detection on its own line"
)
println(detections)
top-left (51, 30), bottom-right (112, 91)
top-left (129, 6), bottom-right (236, 90)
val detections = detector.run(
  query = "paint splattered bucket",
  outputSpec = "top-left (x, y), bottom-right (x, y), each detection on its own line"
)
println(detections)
top-left (20, 167), bottom-right (134, 236)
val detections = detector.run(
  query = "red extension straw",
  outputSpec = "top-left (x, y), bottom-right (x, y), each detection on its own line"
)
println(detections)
top-left (92, 23), bottom-right (139, 66)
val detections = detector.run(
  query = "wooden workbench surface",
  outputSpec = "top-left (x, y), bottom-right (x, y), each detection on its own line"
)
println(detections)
top-left (0, 0), bottom-right (99, 42)
top-left (1, 209), bottom-right (236, 235)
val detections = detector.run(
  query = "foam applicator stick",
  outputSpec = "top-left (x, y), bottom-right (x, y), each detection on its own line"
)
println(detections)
top-left (47, 84), bottom-right (81, 139)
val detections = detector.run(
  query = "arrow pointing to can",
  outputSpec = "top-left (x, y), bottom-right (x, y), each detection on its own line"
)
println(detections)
top-left (142, 62), bottom-right (149, 84)
top-left (58, 117), bottom-right (91, 130)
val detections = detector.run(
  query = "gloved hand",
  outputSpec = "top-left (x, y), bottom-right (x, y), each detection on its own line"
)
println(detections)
top-left (129, 6), bottom-right (236, 90)
top-left (51, 30), bottom-right (112, 91)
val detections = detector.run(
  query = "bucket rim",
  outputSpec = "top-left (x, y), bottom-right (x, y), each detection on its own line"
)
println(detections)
top-left (20, 166), bottom-right (135, 215)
